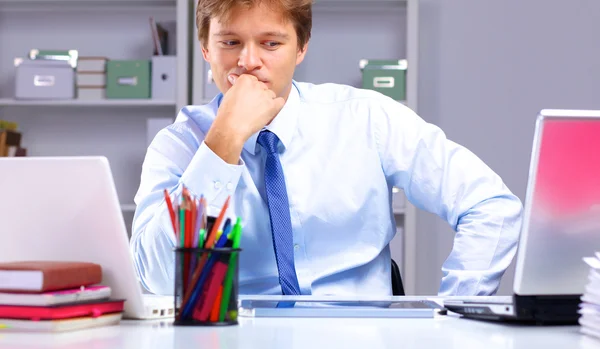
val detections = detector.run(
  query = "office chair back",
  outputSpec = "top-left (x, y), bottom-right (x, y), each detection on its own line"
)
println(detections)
top-left (391, 259), bottom-right (405, 296)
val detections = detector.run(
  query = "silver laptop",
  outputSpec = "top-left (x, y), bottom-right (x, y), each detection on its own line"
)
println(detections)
top-left (0, 156), bottom-right (173, 319)
top-left (444, 109), bottom-right (600, 324)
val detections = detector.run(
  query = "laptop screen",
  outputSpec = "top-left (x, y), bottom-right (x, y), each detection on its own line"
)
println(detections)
top-left (534, 119), bottom-right (600, 216)
top-left (515, 113), bottom-right (600, 295)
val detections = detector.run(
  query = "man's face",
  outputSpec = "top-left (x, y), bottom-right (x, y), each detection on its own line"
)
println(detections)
top-left (201, 3), bottom-right (308, 100)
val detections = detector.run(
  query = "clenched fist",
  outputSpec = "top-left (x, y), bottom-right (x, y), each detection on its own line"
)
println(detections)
top-left (219, 74), bottom-right (286, 139)
top-left (204, 74), bottom-right (286, 164)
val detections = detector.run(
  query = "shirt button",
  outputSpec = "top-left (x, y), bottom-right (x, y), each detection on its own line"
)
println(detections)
top-left (226, 182), bottom-right (234, 191)
top-left (214, 181), bottom-right (222, 189)
top-left (294, 244), bottom-right (300, 251)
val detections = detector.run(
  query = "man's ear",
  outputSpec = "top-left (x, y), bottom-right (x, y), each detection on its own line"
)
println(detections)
top-left (296, 42), bottom-right (309, 65)
top-left (201, 44), bottom-right (210, 62)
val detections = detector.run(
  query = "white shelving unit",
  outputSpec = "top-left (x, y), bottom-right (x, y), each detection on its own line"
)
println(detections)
top-left (191, 0), bottom-right (419, 294)
top-left (0, 0), bottom-right (191, 235)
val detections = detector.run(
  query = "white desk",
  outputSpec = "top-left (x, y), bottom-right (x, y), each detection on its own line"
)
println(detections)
top-left (0, 297), bottom-right (598, 349)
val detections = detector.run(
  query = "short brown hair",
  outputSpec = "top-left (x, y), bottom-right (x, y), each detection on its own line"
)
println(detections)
top-left (196, 0), bottom-right (313, 50)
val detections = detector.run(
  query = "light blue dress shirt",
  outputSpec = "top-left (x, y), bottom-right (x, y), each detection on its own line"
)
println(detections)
top-left (130, 81), bottom-right (523, 296)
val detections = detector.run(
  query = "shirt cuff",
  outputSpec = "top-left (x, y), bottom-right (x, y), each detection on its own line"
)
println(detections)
top-left (180, 141), bottom-right (244, 214)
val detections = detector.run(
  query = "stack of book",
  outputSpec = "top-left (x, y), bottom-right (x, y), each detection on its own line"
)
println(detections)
top-left (76, 57), bottom-right (108, 100)
top-left (0, 261), bottom-right (124, 332)
top-left (579, 253), bottom-right (600, 341)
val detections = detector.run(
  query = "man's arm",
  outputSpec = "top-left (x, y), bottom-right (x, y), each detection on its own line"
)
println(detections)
top-left (372, 97), bottom-right (523, 296)
top-left (131, 75), bottom-right (285, 295)
top-left (130, 110), bottom-right (245, 295)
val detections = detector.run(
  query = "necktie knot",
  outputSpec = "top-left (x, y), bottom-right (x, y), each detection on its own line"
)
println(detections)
top-left (257, 130), bottom-right (280, 155)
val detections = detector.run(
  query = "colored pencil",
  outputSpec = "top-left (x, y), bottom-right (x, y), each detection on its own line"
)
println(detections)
top-left (181, 218), bottom-right (231, 318)
top-left (179, 197), bottom-right (231, 313)
top-left (210, 286), bottom-right (223, 322)
top-left (163, 189), bottom-right (177, 238)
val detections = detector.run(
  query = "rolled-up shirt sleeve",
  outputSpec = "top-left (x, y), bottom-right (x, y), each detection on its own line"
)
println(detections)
top-left (130, 109), bottom-right (244, 295)
top-left (372, 97), bottom-right (523, 296)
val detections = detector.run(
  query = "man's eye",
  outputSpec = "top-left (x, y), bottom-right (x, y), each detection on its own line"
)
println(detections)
top-left (222, 41), bottom-right (239, 46)
top-left (264, 41), bottom-right (281, 48)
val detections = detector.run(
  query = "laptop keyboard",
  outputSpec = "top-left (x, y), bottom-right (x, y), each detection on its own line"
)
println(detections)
top-left (459, 296), bottom-right (513, 304)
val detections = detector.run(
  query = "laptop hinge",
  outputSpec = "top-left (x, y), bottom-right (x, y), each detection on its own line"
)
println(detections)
top-left (513, 294), bottom-right (581, 325)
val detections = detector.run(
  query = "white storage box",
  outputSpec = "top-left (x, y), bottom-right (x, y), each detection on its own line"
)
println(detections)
top-left (14, 58), bottom-right (75, 100)
top-left (151, 55), bottom-right (176, 100)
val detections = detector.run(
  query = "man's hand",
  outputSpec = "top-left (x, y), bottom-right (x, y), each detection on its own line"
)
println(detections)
top-left (205, 74), bottom-right (286, 165)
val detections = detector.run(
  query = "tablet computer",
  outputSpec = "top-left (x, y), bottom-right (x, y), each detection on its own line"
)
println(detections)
top-left (238, 299), bottom-right (442, 318)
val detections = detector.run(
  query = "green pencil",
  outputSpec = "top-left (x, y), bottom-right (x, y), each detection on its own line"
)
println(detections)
top-left (198, 228), bottom-right (206, 248)
top-left (179, 201), bottom-right (185, 248)
top-left (218, 217), bottom-right (242, 322)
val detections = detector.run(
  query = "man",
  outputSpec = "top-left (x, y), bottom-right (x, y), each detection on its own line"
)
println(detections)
top-left (130, 0), bottom-right (522, 296)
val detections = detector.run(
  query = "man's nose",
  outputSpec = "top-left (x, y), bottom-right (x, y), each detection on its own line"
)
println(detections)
top-left (238, 43), bottom-right (262, 71)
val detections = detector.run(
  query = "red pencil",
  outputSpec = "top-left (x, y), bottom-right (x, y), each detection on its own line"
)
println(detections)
top-left (163, 189), bottom-right (177, 238)
top-left (209, 286), bottom-right (224, 322)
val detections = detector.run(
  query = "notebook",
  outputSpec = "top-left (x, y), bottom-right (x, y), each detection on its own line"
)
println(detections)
top-left (0, 285), bottom-right (111, 306)
top-left (0, 313), bottom-right (122, 332)
top-left (579, 253), bottom-right (600, 340)
top-left (0, 261), bottom-right (102, 293)
top-left (0, 299), bottom-right (124, 320)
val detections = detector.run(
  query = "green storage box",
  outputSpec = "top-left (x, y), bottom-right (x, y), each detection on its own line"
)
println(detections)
top-left (360, 59), bottom-right (407, 101)
top-left (106, 60), bottom-right (151, 99)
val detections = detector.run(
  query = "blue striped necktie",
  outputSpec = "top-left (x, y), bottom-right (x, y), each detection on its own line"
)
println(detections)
top-left (257, 130), bottom-right (301, 295)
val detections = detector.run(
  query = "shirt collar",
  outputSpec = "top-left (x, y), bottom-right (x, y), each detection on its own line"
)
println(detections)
top-left (243, 81), bottom-right (301, 155)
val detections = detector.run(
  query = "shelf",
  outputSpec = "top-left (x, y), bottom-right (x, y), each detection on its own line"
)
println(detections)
top-left (0, 98), bottom-right (177, 107)
top-left (0, 0), bottom-right (176, 12)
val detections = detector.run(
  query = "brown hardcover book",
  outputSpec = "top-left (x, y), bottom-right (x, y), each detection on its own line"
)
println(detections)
top-left (0, 261), bottom-right (102, 293)
top-left (0, 130), bottom-right (21, 157)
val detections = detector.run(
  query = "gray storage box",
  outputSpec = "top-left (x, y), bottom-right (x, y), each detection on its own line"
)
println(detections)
top-left (14, 58), bottom-right (75, 100)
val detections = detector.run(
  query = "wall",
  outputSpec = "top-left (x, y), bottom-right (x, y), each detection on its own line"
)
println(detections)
top-left (415, 0), bottom-right (600, 295)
